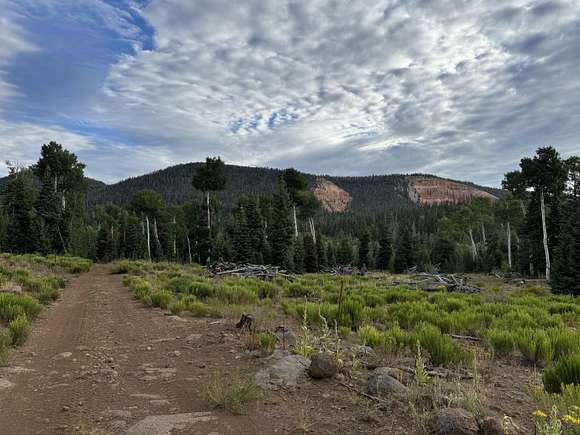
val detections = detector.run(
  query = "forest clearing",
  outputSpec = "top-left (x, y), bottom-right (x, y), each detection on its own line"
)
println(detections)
top-left (0, 254), bottom-right (578, 434)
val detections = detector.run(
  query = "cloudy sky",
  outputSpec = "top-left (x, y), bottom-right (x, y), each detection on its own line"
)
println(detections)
top-left (1, 0), bottom-right (579, 186)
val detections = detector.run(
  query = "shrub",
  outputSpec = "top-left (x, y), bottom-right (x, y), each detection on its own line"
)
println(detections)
top-left (259, 332), bottom-right (278, 354)
top-left (0, 329), bottom-right (9, 365)
top-left (485, 328), bottom-right (514, 358)
top-left (414, 323), bottom-right (470, 367)
top-left (205, 372), bottom-right (260, 414)
top-left (38, 287), bottom-right (60, 304)
top-left (150, 290), bottom-right (175, 309)
top-left (546, 328), bottom-right (580, 360)
top-left (9, 314), bottom-right (30, 346)
top-left (111, 260), bottom-right (132, 274)
top-left (0, 293), bottom-right (42, 321)
top-left (515, 328), bottom-right (555, 366)
top-left (543, 352), bottom-right (580, 394)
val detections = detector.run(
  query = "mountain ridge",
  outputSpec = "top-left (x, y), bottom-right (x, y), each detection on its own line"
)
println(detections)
top-left (85, 162), bottom-right (503, 213)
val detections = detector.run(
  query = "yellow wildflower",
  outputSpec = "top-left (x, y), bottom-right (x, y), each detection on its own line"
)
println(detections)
top-left (563, 414), bottom-right (580, 425)
top-left (532, 410), bottom-right (548, 418)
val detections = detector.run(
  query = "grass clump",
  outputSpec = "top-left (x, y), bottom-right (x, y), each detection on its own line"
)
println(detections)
top-left (205, 372), bottom-right (261, 414)
top-left (0, 293), bottom-right (42, 321)
top-left (543, 352), bottom-right (580, 394)
top-left (484, 328), bottom-right (514, 358)
top-left (414, 323), bottom-right (471, 367)
top-left (9, 314), bottom-right (30, 346)
top-left (150, 290), bottom-right (175, 309)
top-left (515, 328), bottom-right (555, 366)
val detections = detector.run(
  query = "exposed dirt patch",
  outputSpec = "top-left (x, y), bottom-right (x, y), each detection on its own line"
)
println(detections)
top-left (407, 176), bottom-right (498, 205)
top-left (312, 178), bottom-right (352, 212)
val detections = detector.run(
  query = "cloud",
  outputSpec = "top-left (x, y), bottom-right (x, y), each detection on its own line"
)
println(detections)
top-left (1, 0), bottom-right (580, 185)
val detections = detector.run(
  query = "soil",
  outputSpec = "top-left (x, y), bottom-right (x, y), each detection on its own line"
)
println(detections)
top-left (0, 265), bottom-right (540, 435)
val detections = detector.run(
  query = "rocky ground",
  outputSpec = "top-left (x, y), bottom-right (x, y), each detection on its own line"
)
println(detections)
top-left (0, 265), bottom-right (539, 434)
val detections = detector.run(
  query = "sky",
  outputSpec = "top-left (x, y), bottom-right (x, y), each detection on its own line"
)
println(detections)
top-left (1, 0), bottom-right (579, 186)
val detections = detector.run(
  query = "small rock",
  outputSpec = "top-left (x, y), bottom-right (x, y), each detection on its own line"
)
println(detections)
top-left (479, 416), bottom-right (504, 435)
top-left (356, 345), bottom-right (376, 357)
top-left (167, 315), bottom-right (187, 323)
top-left (61, 405), bottom-right (70, 412)
top-left (172, 351), bottom-right (181, 357)
top-left (309, 352), bottom-right (337, 379)
top-left (367, 370), bottom-right (408, 396)
top-left (146, 346), bottom-right (153, 351)
top-left (427, 408), bottom-right (479, 435)
top-left (124, 412), bottom-right (216, 435)
top-left (255, 351), bottom-right (310, 389)
top-left (53, 352), bottom-right (73, 360)
top-left (184, 334), bottom-right (202, 342)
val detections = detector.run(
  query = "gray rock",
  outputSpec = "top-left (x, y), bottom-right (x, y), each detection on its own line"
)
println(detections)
top-left (309, 352), bottom-right (337, 379)
top-left (356, 345), bottom-right (376, 357)
top-left (255, 351), bottom-right (310, 389)
top-left (367, 370), bottom-right (408, 396)
top-left (53, 352), bottom-right (73, 360)
top-left (124, 412), bottom-right (216, 435)
top-left (479, 416), bottom-right (504, 435)
top-left (0, 378), bottom-right (15, 390)
top-left (426, 408), bottom-right (479, 435)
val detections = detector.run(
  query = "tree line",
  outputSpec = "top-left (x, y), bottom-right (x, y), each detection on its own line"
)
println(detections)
top-left (0, 142), bottom-right (578, 295)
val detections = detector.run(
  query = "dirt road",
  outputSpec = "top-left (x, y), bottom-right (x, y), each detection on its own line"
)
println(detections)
top-left (0, 265), bottom-right (268, 435)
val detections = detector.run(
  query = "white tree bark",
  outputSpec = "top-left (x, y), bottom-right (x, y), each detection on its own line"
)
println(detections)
top-left (145, 215), bottom-right (151, 261)
top-left (507, 221), bottom-right (512, 270)
top-left (206, 191), bottom-right (211, 231)
top-left (186, 234), bottom-right (192, 264)
top-left (309, 217), bottom-right (316, 244)
top-left (540, 191), bottom-right (550, 280)
top-left (481, 222), bottom-right (486, 245)
top-left (468, 228), bottom-right (478, 260)
top-left (292, 205), bottom-right (298, 238)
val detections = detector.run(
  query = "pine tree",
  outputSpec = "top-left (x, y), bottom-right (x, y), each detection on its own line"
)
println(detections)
top-left (232, 207), bottom-right (251, 262)
top-left (32, 142), bottom-right (87, 254)
top-left (337, 238), bottom-right (353, 265)
top-left (192, 157), bottom-right (226, 233)
top-left (269, 178), bottom-right (293, 268)
top-left (2, 167), bottom-right (41, 253)
top-left (358, 229), bottom-right (370, 269)
top-left (303, 234), bottom-right (318, 273)
top-left (376, 224), bottom-right (392, 271)
top-left (551, 197), bottom-right (580, 295)
top-left (316, 236), bottom-right (327, 270)
top-left (394, 225), bottom-right (415, 273)
top-left (293, 236), bottom-right (305, 273)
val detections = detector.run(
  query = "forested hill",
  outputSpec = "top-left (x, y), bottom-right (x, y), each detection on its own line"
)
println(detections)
top-left (85, 163), bottom-right (502, 213)
top-left (0, 176), bottom-right (106, 195)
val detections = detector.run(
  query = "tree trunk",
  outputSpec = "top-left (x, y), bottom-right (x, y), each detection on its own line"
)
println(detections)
top-left (172, 216), bottom-right (177, 258)
top-left (186, 234), bottom-right (192, 264)
top-left (145, 215), bottom-right (151, 261)
top-left (481, 222), bottom-right (486, 245)
top-left (206, 191), bottom-right (211, 231)
top-left (540, 191), bottom-right (550, 280)
top-left (292, 205), bottom-right (298, 238)
top-left (153, 218), bottom-right (161, 256)
top-left (309, 217), bottom-right (316, 244)
top-left (468, 228), bottom-right (477, 260)
top-left (507, 221), bottom-right (512, 270)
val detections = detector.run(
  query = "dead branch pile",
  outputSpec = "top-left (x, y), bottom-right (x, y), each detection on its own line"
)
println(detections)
top-left (321, 265), bottom-right (361, 275)
top-left (208, 262), bottom-right (292, 280)
top-left (387, 272), bottom-right (481, 293)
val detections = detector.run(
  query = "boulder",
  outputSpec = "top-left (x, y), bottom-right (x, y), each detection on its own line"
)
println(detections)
top-left (309, 352), bottom-right (337, 379)
top-left (367, 369), bottom-right (408, 396)
top-left (479, 416), bottom-right (504, 435)
top-left (426, 408), bottom-right (479, 435)
top-left (255, 351), bottom-right (310, 389)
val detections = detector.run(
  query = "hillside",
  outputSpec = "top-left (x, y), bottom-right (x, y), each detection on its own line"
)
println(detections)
top-left (86, 163), bottom-right (502, 213)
